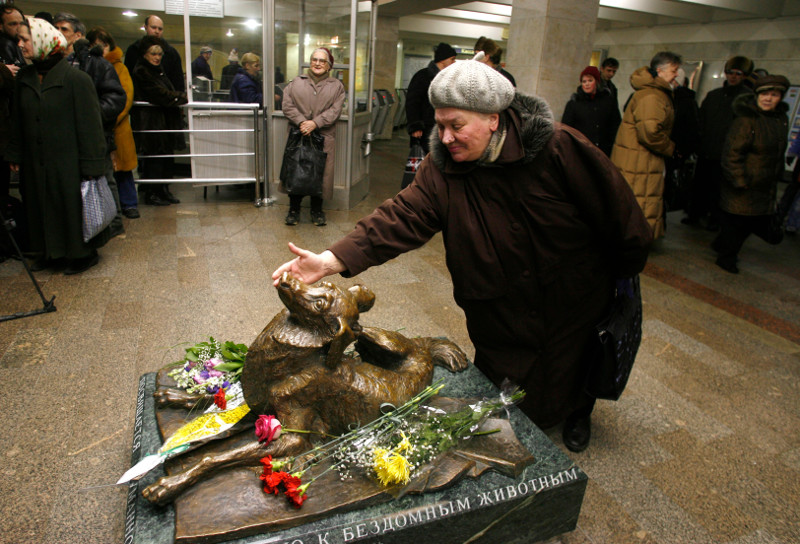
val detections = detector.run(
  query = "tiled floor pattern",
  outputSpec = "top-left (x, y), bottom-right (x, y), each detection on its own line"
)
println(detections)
top-left (1, 135), bottom-right (798, 543)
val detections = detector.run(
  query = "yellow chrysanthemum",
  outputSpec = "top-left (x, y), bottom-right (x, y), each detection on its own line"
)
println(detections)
top-left (373, 451), bottom-right (411, 486)
top-left (396, 431), bottom-right (412, 453)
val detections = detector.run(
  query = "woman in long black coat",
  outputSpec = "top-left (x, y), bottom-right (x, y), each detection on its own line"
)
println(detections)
top-left (6, 17), bottom-right (108, 274)
top-left (561, 66), bottom-right (621, 156)
top-left (131, 36), bottom-right (187, 206)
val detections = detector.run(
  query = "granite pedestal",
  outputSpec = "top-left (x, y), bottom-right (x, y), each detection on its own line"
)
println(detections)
top-left (126, 365), bottom-right (587, 544)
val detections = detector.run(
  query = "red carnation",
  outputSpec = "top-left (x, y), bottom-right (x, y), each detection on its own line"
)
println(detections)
top-left (214, 388), bottom-right (227, 410)
top-left (262, 472), bottom-right (284, 495)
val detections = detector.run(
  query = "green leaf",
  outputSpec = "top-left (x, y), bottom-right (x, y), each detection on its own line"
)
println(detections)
top-left (214, 362), bottom-right (243, 372)
top-left (184, 351), bottom-right (199, 362)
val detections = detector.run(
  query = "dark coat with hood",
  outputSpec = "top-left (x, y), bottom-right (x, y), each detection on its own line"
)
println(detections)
top-left (611, 66), bottom-right (675, 239)
top-left (405, 61), bottom-right (441, 141)
top-left (561, 84), bottom-right (621, 156)
top-left (698, 82), bottom-right (752, 159)
top-left (229, 71), bottom-right (262, 106)
top-left (328, 93), bottom-right (652, 427)
top-left (720, 93), bottom-right (789, 216)
top-left (5, 58), bottom-right (108, 259)
top-left (70, 39), bottom-right (126, 152)
top-left (131, 59), bottom-right (188, 156)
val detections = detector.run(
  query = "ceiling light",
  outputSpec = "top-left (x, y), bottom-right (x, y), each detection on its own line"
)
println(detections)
top-left (123, 10), bottom-right (137, 17)
top-left (244, 19), bottom-right (262, 30)
top-left (226, 29), bottom-right (234, 37)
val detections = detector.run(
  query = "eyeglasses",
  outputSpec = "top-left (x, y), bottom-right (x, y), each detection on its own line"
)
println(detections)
top-left (310, 58), bottom-right (329, 65)
top-left (725, 70), bottom-right (744, 76)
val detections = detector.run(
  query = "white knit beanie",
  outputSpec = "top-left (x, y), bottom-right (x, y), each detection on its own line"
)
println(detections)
top-left (428, 52), bottom-right (515, 113)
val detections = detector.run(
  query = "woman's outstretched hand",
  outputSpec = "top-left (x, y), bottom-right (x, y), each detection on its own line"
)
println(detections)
top-left (271, 242), bottom-right (346, 286)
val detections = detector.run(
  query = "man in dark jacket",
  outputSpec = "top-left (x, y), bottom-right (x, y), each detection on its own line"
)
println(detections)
top-left (0, 3), bottom-right (23, 205)
top-left (191, 45), bottom-right (214, 80)
top-left (684, 55), bottom-right (754, 230)
top-left (405, 42), bottom-right (456, 154)
top-left (601, 57), bottom-right (620, 106)
top-left (125, 15), bottom-right (185, 93)
top-left (55, 12), bottom-right (127, 235)
top-left (0, 3), bottom-right (25, 71)
top-left (272, 54), bottom-right (653, 454)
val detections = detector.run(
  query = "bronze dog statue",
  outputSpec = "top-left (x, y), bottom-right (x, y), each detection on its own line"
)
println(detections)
top-left (142, 272), bottom-right (468, 505)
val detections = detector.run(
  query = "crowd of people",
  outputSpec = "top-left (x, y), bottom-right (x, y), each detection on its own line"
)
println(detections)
top-left (0, 6), bottom-right (796, 453)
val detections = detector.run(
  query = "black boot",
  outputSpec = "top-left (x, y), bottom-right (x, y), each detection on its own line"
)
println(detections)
top-left (144, 190), bottom-right (170, 206)
top-left (563, 414), bottom-right (591, 453)
top-left (161, 185), bottom-right (180, 204)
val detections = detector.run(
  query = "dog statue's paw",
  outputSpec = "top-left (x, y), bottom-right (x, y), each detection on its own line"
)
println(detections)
top-left (153, 387), bottom-right (206, 409)
top-left (429, 339), bottom-right (469, 372)
top-left (142, 476), bottom-right (183, 506)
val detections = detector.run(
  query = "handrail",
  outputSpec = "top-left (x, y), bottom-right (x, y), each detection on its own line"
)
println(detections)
top-left (131, 101), bottom-right (268, 206)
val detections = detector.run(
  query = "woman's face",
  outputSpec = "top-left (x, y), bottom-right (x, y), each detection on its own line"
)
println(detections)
top-left (244, 60), bottom-right (260, 77)
top-left (94, 40), bottom-right (110, 56)
top-left (309, 52), bottom-right (330, 77)
top-left (435, 107), bottom-right (499, 163)
top-left (17, 24), bottom-right (33, 60)
top-left (144, 45), bottom-right (164, 66)
top-left (757, 89), bottom-right (782, 112)
top-left (581, 75), bottom-right (596, 94)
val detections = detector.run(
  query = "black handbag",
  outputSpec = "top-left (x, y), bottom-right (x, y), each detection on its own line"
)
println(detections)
top-left (585, 276), bottom-right (643, 401)
top-left (280, 126), bottom-right (327, 197)
top-left (401, 138), bottom-right (425, 190)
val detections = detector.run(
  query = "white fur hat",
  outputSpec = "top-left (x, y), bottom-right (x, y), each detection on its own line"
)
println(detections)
top-left (428, 52), bottom-right (515, 113)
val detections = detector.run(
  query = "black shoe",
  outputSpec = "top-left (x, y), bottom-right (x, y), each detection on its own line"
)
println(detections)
top-left (144, 192), bottom-right (170, 206)
top-left (162, 187), bottom-right (180, 204)
top-left (715, 257), bottom-right (739, 274)
top-left (285, 210), bottom-right (299, 226)
top-left (563, 415), bottom-right (591, 453)
top-left (311, 210), bottom-right (327, 226)
top-left (710, 238), bottom-right (723, 254)
top-left (64, 251), bottom-right (99, 275)
top-left (122, 208), bottom-right (140, 219)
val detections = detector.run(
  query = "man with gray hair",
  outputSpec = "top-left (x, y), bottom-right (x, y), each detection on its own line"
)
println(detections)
top-left (271, 52), bottom-right (653, 453)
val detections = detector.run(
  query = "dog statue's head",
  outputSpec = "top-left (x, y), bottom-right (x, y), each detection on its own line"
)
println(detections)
top-left (275, 272), bottom-right (375, 367)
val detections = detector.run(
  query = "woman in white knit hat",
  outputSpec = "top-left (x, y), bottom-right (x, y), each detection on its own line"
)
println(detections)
top-left (272, 53), bottom-right (652, 453)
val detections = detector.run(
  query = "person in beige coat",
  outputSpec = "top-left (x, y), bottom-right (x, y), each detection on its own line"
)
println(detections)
top-left (611, 51), bottom-right (681, 239)
top-left (280, 47), bottom-right (345, 226)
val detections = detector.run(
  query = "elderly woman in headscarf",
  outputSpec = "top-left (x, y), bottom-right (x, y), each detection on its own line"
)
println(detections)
top-left (271, 52), bottom-right (652, 453)
top-left (280, 47), bottom-right (345, 226)
top-left (6, 17), bottom-right (108, 275)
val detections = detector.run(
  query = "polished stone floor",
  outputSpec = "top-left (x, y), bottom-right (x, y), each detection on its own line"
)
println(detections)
top-left (1, 135), bottom-right (798, 544)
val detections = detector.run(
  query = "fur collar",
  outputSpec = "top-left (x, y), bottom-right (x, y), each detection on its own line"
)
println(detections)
top-left (429, 92), bottom-right (555, 170)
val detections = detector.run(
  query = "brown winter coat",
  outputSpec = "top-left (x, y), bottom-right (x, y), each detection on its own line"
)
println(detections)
top-left (105, 46), bottom-right (137, 172)
top-left (611, 67), bottom-right (675, 239)
top-left (720, 93), bottom-right (789, 216)
top-left (280, 72), bottom-right (345, 201)
top-left (328, 93), bottom-right (652, 428)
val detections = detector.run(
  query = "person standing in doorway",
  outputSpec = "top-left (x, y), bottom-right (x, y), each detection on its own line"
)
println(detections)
top-left (280, 47), bottom-right (345, 227)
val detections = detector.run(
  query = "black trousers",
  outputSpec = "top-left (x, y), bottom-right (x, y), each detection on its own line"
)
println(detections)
top-left (289, 194), bottom-right (323, 213)
top-left (138, 157), bottom-right (172, 196)
top-left (687, 157), bottom-right (723, 222)
top-left (714, 211), bottom-right (782, 266)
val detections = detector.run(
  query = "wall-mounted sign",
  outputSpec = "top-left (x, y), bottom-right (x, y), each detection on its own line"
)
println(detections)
top-left (165, 0), bottom-right (223, 18)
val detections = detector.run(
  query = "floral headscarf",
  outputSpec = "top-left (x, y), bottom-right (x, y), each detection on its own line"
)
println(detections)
top-left (27, 17), bottom-right (67, 62)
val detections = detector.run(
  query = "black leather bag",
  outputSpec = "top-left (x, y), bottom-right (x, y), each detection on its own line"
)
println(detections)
top-left (401, 138), bottom-right (425, 190)
top-left (280, 126), bottom-right (327, 197)
top-left (585, 276), bottom-right (643, 401)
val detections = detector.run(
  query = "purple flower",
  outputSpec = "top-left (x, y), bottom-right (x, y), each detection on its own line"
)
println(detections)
top-left (199, 370), bottom-right (210, 379)
top-left (208, 370), bottom-right (223, 378)
top-left (207, 385), bottom-right (219, 394)
top-left (222, 381), bottom-right (230, 388)
top-left (193, 374), bottom-right (207, 384)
